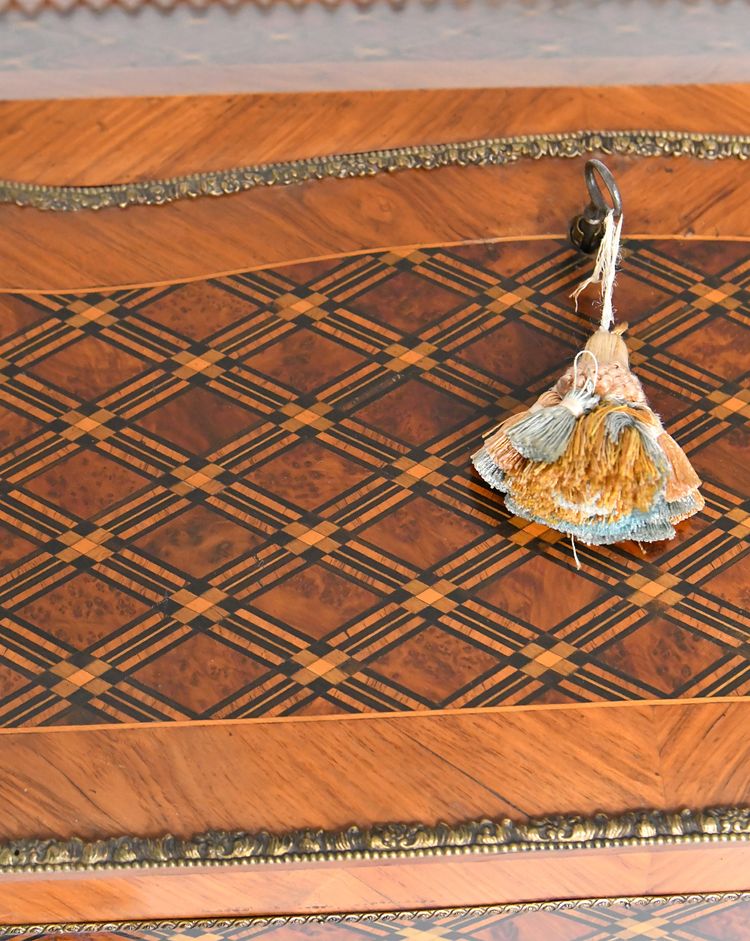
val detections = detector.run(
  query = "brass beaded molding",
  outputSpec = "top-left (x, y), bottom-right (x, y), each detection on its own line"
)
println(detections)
top-left (3, 892), bottom-right (750, 936)
top-left (2, 129), bottom-right (749, 212)
top-left (1, 806), bottom-right (749, 875)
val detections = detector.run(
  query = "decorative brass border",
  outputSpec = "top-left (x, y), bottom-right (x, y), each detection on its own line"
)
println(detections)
top-left (2, 129), bottom-right (749, 212)
top-left (3, 892), bottom-right (750, 936)
top-left (1, 807), bottom-right (749, 874)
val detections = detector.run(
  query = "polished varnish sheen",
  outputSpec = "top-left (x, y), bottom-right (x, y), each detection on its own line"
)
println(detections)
top-left (0, 85), bottom-right (749, 291)
top-left (0, 239), bottom-right (747, 726)
top-left (1, 85), bottom-right (749, 935)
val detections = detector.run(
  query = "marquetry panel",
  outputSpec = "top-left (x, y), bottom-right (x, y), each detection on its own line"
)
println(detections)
top-left (0, 237), bottom-right (747, 726)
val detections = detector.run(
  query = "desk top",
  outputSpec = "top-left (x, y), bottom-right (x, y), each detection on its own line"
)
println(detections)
top-left (1, 84), bottom-right (750, 935)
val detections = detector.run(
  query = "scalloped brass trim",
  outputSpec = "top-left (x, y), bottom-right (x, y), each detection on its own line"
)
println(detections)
top-left (3, 892), bottom-right (750, 936)
top-left (2, 129), bottom-right (749, 212)
top-left (1, 806), bottom-right (749, 875)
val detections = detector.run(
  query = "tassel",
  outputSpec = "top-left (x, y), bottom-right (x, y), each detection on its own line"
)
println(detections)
top-left (507, 386), bottom-right (598, 462)
top-left (506, 350), bottom-right (599, 462)
top-left (480, 387), bottom-right (564, 471)
top-left (659, 431), bottom-right (702, 502)
top-left (473, 204), bottom-right (704, 553)
top-left (506, 405), bottom-right (667, 525)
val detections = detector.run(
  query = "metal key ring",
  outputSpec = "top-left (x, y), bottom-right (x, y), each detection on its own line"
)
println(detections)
top-left (570, 158), bottom-right (623, 253)
top-left (583, 159), bottom-right (623, 223)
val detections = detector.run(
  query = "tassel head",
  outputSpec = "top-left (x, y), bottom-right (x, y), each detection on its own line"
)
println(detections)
top-left (473, 204), bottom-right (703, 551)
top-left (585, 326), bottom-right (629, 368)
top-left (473, 327), bottom-right (703, 548)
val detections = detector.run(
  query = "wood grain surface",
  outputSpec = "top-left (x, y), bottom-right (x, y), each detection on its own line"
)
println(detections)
top-left (0, 699), bottom-right (746, 842)
top-left (4, 842), bottom-right (750, 924)
top-left (0, 84), bottom-right (749, 291)
top-left (0, 84), bottom-right (749, 926)
top-left (3, 86), bottom-right (750, 184)
top-left (1, 699), bottom-right (750, 921)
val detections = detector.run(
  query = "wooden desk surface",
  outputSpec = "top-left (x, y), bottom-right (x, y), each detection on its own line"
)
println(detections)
top-left (0, 83), bottom-right (748, 934)
top-left (0, 84), bottom-right (749, 292)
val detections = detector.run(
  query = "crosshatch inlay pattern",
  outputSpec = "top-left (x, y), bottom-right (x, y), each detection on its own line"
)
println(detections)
top-left (0, 238), bottom-right (748, 726)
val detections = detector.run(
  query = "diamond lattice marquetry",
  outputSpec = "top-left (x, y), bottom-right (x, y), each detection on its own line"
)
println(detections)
top-left (24, 449), bottom-right (149, 520)
top-left (243, 326), bottom-right (366, 394)
top-left (245, 440), bottom-right (373, 513)
top-left (252, 564), bottom-right (381, 641)
top-left (30, 334), bottom-right (148, 399)
top-left (0, 239), bottom-right (748, 725)
top-left (135, 386), bottom-right (262, 456)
